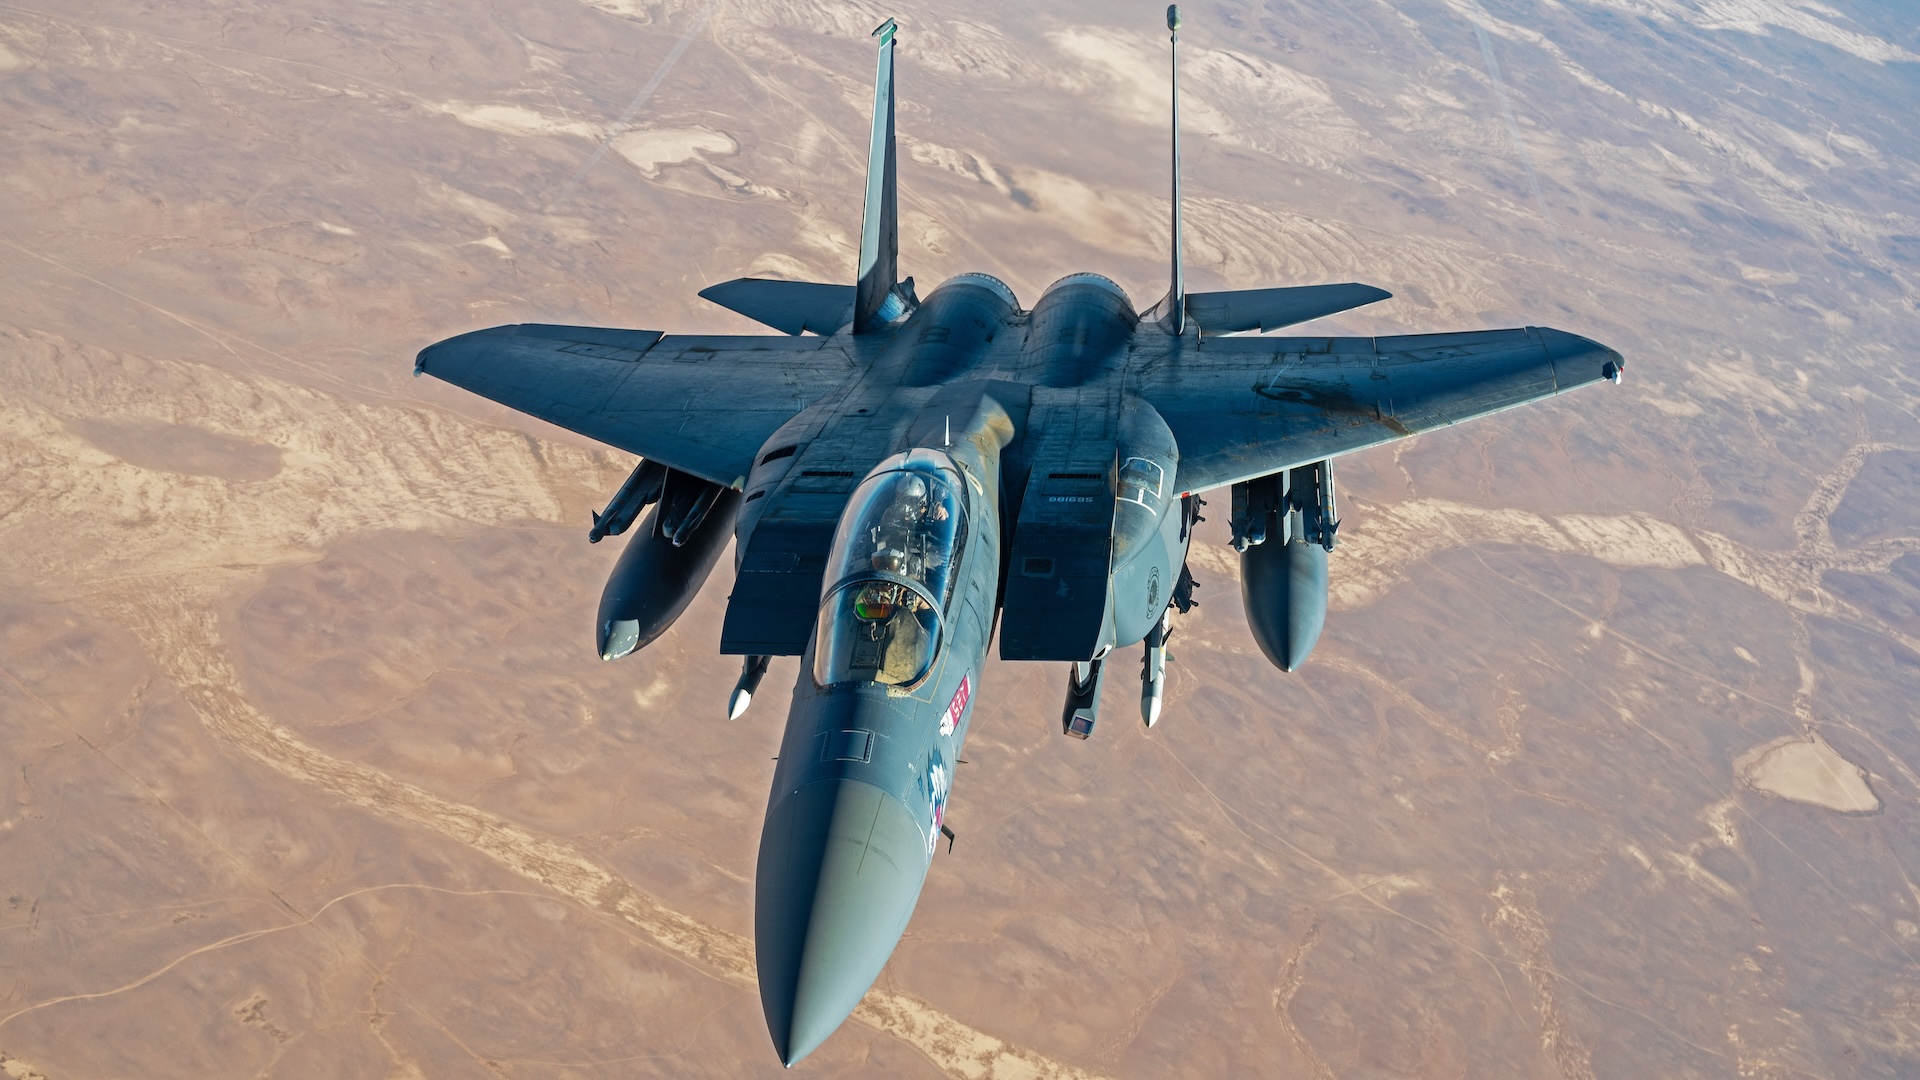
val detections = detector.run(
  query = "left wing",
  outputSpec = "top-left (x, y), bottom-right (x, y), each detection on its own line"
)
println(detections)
top-left (1140, 326), bottom-right (1623, 493)
top-left (415, 323), bottom-right (859, 486)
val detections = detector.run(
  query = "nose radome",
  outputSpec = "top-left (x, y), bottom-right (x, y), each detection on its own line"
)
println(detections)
top-left (757, 778), bottom-right (929, 1066)
top-left (598, 618), bottom-right (640, 661)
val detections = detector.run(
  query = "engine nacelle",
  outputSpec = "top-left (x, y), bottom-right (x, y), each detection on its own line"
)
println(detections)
top-left (596, 471), bottom-right (741, 660)
top-left (1027, 273), bottom-right (1135, 388)
top-left (1235, 461), bottom-right (1336, 671)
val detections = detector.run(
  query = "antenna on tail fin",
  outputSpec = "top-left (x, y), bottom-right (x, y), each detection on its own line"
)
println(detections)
top-left (854, 19), bottom-right (911, 334)
top-left (1167, 6), bottom-right (1186, 335)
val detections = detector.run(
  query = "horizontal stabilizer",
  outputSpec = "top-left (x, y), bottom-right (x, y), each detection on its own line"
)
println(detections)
top-left (1185, 283), bottom-right (1391, 334)
top-left (699, 278), bottom-right (855, 336)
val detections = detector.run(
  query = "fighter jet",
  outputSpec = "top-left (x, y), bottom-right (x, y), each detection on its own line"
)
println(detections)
top-left (414, 9), bottom-right (1622, 1066)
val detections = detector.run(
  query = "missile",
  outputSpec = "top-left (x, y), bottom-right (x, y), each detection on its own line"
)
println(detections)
top-left (590, 459), bottom-right (668, 543)
top-left (1140, 613), bottom-right (1167, 727)
top-left (666, 483), bottom-right (722, 547)
top-left (729, 654), bottom-right (771, 719)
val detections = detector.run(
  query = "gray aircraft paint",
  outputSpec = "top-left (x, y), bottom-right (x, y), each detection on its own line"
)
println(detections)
top-left (413, 9), bottom-right (1624, 1066)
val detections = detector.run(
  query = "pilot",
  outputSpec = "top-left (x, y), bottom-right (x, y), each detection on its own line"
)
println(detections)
top-left (911, 478), bottom-right (953, 579)
top-left (870, 474), bottom-right (932, 575)
top-left (896, 475), bottom-right (931, 527)
top-left (852, 581), bottom-right (900, 620)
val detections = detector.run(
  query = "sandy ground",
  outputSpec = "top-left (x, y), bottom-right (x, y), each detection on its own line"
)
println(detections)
top-left (1738, 736), bottom-right (1880, 815)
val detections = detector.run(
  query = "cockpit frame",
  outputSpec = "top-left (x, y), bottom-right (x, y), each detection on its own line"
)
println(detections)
top-left (812, 452), bottom-right (970, 689)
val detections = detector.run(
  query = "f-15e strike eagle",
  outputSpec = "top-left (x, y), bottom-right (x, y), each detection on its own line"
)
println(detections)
top-left (415, 8), bottom-right (1623, 1066)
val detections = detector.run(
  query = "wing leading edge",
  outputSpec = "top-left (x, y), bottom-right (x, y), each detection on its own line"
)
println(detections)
top-left (1145, 326), bottom-right (1623, 493)
top-left (415, 323), bottom-right (858, 487)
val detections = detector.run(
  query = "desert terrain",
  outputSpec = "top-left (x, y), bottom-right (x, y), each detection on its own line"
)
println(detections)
top-left (1, 0), bottom-right (1917, 1076)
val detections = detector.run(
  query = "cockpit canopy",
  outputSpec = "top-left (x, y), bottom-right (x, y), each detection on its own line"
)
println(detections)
top-left (813, 452), bottom-right (969, 687)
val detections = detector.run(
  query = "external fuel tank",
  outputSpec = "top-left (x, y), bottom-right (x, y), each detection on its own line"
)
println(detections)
top-left (1241, 534), bottom-right (1327, 672)
top-left (1233, 461), bottom-right (1336, 672)
top-left (595, 473), bottom-right (741, 660)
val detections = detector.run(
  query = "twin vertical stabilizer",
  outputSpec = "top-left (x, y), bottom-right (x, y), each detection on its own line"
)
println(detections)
top-left (704, 12), bottom-right (1389, 341)
top-left (699, 19), bottom-right (914, 337)
top-left (1167, 5), bottom-right (1186, 335)
top-left (832, 11), bottom-right (1381, 341)
top-left (854, 19), bottom-right (906, 334)
top-left (860, 10), bottom-right (1188, 336)
top-left (1156, 8), bottom-right (1390, 335)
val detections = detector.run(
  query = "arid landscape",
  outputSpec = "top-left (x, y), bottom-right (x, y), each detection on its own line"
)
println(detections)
top-left (2, 0), bottom-right (1918, 1076)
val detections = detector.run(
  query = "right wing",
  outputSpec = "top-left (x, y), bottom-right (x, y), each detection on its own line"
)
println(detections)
top-left (1141, 326), bottom-right (1623, 493)
top-left (415, 323), bottom-right (859, 487)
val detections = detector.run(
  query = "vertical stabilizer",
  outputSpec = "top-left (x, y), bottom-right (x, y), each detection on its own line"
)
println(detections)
top-left (854, 19), bottom-right (904, 334)
top-left (1165, 7), bottom-right (1186, 334)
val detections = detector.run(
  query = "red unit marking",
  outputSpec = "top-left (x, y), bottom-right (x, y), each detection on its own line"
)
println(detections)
top-left (940, 675), bottom-right (970, 736)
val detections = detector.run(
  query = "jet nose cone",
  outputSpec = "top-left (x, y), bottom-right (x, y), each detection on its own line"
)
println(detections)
top-left (757, 778), bottom-right (929, 1066)
top-left (598, 618), bottom-right (639, 661)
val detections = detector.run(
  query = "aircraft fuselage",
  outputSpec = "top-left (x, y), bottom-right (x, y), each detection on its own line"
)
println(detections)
top-left (744, 272), bottom-right (1206, 1062)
